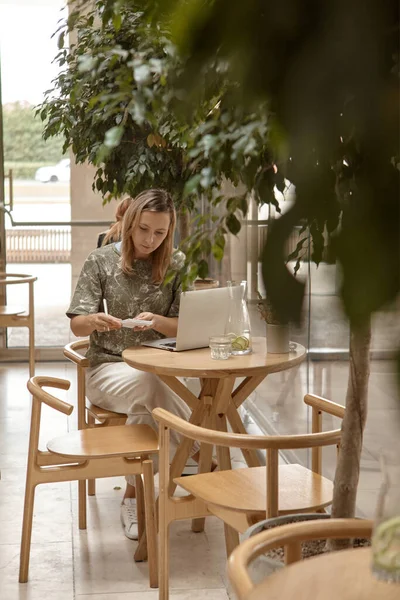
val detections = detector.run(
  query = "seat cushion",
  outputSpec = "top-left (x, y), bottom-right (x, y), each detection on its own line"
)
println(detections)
top-left (47, 424), bottom-right (158, 459)
top-left (174, 464), bottom-right (333, 514)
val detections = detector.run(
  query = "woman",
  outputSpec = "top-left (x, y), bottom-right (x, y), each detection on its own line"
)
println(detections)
top-left (67, 188), bottom-right (198, 541)
top-left (96, 196), bottom-right (132, 248)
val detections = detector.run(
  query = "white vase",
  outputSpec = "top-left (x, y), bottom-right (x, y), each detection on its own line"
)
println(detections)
top-left (266, 323), bottom-right (290, 354)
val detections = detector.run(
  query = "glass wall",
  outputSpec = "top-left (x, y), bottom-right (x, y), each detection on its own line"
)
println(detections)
top-left (240, 212), bottom-right (399, 518)
top-left (0, 0), bottom-right (72, 348)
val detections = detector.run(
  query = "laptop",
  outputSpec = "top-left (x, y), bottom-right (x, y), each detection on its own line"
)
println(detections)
top-left (142, 286), bottom-right (238, 352)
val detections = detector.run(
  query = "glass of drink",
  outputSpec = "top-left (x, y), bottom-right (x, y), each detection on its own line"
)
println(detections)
top-left (209, 335), bottom-right (232, 360)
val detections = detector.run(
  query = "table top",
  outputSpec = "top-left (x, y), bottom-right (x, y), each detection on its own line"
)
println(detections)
top-left (122, 338), bottom-right (306, 378)
top-left (248, 548), bottom-right (398, 600)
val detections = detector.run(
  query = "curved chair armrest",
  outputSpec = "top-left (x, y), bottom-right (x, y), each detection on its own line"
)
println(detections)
top-left (304, 393), bottom-right (345, 419)
top-left (153, 407), bottom-right (341, 450)
top-left (27, 376), bottom-right (73, 416)
top-left (0, 273), bottom-right (37, 285)
top-left (64, 339), bottom-right (90, 367)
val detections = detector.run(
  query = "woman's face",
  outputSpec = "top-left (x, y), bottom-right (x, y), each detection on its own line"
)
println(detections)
top-left (132, 210), bottom-right (170, 259)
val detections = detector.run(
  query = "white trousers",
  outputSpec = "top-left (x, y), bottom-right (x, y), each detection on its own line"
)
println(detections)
top-left (86, 362), bottom-right (198, 485)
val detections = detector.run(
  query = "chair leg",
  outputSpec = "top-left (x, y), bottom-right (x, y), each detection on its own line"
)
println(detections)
top-left (87, 412), bottom-right (96, 496)
top-left (134, 473), bottom-right (147, 563)
top-left (28, 325), bottom-right (35, 378)
top-left (134, 528), bottom-right (148, 563)
top-left (78, 480), bottom-right (87, 530)
top-left (159, 502), bottom-right (170, 600)
top-left (135, 474), bottom-right (145, 543)
top-left (19, 481), bottom-right (36, 583)
top-left (142, 460), bottom-right (158, 589)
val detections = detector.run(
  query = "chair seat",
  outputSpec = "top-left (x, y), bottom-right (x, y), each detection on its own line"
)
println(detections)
top-left (0, 305), bottom-right (26, 316)
top-left (47, 423), bottom-right (158, 459)
top-left (174, 464), bottom-right (333, 514)
top-left (86, 400), bottom-right (127, 421)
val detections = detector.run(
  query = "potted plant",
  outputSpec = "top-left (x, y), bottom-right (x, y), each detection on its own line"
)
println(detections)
top-left (257, 291), bottom-right (289, 353)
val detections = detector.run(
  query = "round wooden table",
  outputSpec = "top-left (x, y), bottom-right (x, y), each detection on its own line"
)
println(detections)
top-left (123, 338), bottom-right (305, 472)
top-left (247, 548), bottom-right (398, 600)
top-left (123, 338), bottom-right (305, 546)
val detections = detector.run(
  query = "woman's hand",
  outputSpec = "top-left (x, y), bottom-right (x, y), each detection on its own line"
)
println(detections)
top-left (133, 313), bottom-right (178, 337)
top-left (133, 312), bottom-right (156, 331)
top-left (70, 313), bottom-right (122, 337)
top-left (90, 313), bottom-right (122, 333)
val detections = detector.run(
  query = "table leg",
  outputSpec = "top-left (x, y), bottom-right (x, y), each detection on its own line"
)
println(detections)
top-left (231, 375), bottom-right (267, 409)
top-left (168, 400), bottom-right (207, 496)
top-left (159, 375), bottom-right (210, 496)
top-left (228, 374), bottom-right (268, 467)
top-left (226, 404), bottom-right (261, 467)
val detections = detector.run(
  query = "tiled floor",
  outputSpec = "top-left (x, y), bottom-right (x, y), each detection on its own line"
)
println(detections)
top-left (0, 358), bottom-right (399, 599)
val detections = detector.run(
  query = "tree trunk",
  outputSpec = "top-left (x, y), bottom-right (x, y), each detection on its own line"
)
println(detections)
top-left (328, 317), bottom-right (371, 548)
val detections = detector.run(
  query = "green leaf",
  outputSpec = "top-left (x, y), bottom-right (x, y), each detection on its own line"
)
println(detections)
top-left (189, 263), bottom-right (198, 279)
top-left (226, 213), bottom-right (241, 236)
top-left (163, 271), bottom-right (176, 285)
top-left (112, 12), bottom-right (122, 31)
top-left (77, 54), bottom-right (97, 73)
top-left (212, 244), bottom-right (224, 260)
top-left (183, 174), bottom-right (201, 198)
top-left (57, 32), bottom-right (65, 50)
top-left (239, 195), bottom-right (248, 216)
top-left (275, 170), bottom-right (286, 193)
top-left (104, 126), bottom-right (124, 149)
top-left (287, 237), bottom-right (308, 262)
top-left (198, 259), bottom-right (209, 279)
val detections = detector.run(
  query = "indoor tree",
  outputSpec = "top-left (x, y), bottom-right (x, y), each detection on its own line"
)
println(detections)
top-left (52, 0), bottom-right (399, 528)
top-left (41, 1), bottom-right (286, 282)
top-left (85, 0), bottom-right (399, 528)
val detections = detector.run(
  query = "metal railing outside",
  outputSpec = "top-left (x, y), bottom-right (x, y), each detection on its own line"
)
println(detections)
top-left (6, 227), bottom-right (71, 263)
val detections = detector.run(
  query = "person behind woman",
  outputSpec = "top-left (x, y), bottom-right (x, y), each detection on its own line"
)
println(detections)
top-left (96, 196), bottom-right (132, 248)
top-left (67, 189), bottom-right (199, 540)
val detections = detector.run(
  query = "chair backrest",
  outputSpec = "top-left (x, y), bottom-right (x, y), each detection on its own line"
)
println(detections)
top-left (0, 273), bottom-right (37, 314)
top-left (153, 393), bottom-right (345, 519)
top-left (227, 518), bottom-right (373, 600)
top-left (64, 339), bottom-right (90, 429)
top-left (26, 376), bottom-right (73, 460)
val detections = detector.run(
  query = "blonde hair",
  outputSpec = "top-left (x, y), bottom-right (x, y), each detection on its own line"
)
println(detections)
top-left (120, 189), bottom-right (176, 283)
top-left (102, 197), bottom-right (132, 246)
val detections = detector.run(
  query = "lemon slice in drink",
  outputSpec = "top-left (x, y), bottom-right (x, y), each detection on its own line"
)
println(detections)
top-left (231, 335), bottom-right (250, 351)
top-left (372, 516), bottom-right (400, 572)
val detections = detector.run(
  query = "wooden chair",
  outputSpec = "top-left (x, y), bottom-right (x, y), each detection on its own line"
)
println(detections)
top-left (227, 518), bottom-right (373, 599)
top-left (0, 273), bottom-right (37, 377)
top-left (64, 339), bottom-right (128, 528)
top-left (153, 394), bottom-right (345, 600)
top-left (20, 376), bottom-right (158, 588)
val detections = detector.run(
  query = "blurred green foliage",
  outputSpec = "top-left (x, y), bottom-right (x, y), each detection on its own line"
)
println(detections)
top-left (150, 0), bottom-right (400, 326)
top-left (3, 102), bottom-right (65, 178)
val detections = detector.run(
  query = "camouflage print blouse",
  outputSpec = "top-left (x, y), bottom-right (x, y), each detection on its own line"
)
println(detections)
top-left (67, 242), bottom-right (184, 367)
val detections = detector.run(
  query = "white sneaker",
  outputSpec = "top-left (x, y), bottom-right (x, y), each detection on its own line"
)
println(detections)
top-left (120, 498), bottom-right (138, 540)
